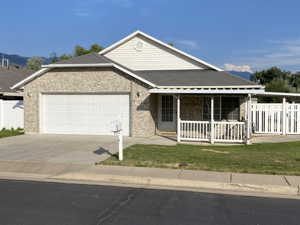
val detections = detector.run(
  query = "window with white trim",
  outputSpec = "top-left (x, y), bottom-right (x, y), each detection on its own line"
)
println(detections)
top-left (161, 95), bottom-right (173, 122)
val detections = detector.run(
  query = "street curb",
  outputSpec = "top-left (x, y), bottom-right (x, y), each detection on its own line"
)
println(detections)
top-left (52, 173), bottom-right (299, 197)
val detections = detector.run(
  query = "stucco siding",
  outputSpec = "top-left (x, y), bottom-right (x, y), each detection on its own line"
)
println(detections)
top-left (105, 34), bottom-right (204, 71)
top-left (24, 67), bottom-right (156, 137)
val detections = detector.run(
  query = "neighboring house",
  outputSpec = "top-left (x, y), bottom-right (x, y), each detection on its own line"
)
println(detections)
top-left (0, 65), bottom-right (33, 129)
top-left (11, 31), bottom-right (300, 143)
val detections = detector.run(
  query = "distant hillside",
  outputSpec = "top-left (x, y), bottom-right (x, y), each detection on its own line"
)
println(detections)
top-left (0, 52), bottom-right (29, 66)
top-left (0, 52), bottom-right (50, 67)
top-left (229, 71), bottom-right (253, 80)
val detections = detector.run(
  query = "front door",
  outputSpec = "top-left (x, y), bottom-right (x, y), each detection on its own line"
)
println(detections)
top-left (157, 95), bottom-right (177, 132)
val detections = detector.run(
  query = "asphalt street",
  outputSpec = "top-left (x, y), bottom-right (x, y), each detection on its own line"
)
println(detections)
top-left (0, 179), bottom-right (299, 225)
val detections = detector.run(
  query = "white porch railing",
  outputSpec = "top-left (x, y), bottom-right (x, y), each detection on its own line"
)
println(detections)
top-left (179, 120), bottom-right (246, 143)
top-left (214, 121), bottom-right (246, 143)
top-left (252, 102), bottom-right (300, 135)
top-left (180, 121), bottom-right (210, 141)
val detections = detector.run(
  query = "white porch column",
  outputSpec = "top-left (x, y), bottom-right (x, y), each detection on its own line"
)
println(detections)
top-left (210, 96), bottom-right (214, 144)
top-left (282, 97), bottom-right (287, 135)
top-left (177, 95), bottom-right (181, 142)
top-left (0, 99), bottom-right (3, 129)
top-left (246, 94), bottom-right (252, 144)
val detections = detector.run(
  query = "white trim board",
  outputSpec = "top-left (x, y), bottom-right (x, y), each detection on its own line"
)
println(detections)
top-left (99, 30), bottom-right (223, 71)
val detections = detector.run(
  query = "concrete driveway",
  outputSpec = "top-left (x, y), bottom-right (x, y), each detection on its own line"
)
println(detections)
top-left (0, 134), bottom-right (175, 165)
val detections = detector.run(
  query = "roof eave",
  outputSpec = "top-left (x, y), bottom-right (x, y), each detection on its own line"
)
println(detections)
top-left (42, 63), bottom-right (114, 68)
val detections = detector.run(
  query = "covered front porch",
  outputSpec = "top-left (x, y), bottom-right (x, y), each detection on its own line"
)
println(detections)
top-left (152, 88), bottom-right (300, 144)
top-left (154, 91), bottom-right (252, 144)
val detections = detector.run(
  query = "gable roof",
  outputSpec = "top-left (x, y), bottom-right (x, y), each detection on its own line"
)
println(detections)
top-left (135, 70), bottom-right (261, 88)
top-left (54, 52), bottom-right (111, 65)
top-left (0, 67), bottom-right (34, 93)
top-left (99, 30), bottom-right (223, 71)
top-left (11, 53), bottom-right (156, 89)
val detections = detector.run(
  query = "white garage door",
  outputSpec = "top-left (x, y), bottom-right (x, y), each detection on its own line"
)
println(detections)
top-left (42, 94), bottom-right (130, 136)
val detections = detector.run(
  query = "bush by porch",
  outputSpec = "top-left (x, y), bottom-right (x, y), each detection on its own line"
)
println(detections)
top-left (101, 142), bottom-right (300, 176)
top-left (0, 128), bottom-right (24, 139)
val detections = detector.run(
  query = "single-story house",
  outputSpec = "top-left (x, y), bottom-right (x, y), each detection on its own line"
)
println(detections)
top-left (11, 30), bottom-right (300, 144)
top-left (0, 65), bottom-right (32, 129)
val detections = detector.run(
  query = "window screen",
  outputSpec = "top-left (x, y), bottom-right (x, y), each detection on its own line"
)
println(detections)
top-left (161, 95), bottom-right (173, 122)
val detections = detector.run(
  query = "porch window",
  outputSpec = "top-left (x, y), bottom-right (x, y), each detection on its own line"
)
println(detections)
top-left (221, 97), bottom-right (240, 120)
top-left (161, 95), bottom-right (173, 121)
top-left (203, 96), bottom-right (240, 121)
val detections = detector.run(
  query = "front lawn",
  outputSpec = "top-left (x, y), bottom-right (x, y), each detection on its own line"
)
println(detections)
top-left (101, 142), bottom-right (300, 176)
top-left (0, 128), bottom-right (24, 139)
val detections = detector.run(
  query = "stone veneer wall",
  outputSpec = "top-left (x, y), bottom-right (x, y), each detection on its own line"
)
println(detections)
top-left (23, 67), bottom-right (156, 137)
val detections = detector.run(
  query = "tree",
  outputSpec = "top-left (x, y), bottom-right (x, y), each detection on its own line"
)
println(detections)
top-left (90, 44), bottom-right (104, 53)
top-left (261, 79), bottom-right (290, 102)
top-left (49, 52), bottom-right (58, 63)
top-left (289, 72), bottom-right (300, 92)
top-left (252, 67), bottom-right (291, 85)
top-left (59, 54), bottom-right (73, 60)
top-left (26, 57), bottom-right (44, 70)
top-left (74, 45), bottom-right (89, 56)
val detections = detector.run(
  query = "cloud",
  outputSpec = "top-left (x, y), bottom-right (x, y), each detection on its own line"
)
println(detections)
top-left (73, 0), bottom-right (133, 17)
top-left (173, 40), bottom-right (200, 50)
top-left (73, 9), bottom-right (91, 17)
top-left (224, 64), bottom-right (253, 73)
top-left (89, 0), bottom-right (133, 8)
top-left (235, 37), bottom-right (300, 70)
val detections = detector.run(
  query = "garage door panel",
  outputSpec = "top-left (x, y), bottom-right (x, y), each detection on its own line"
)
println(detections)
top-left (42, 94), bottom-right (130, 135)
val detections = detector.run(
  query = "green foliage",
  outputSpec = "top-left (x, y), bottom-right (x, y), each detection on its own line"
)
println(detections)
top-left (0, 128), bottom-right (24, 139)
top-left (260, 79), bottom-right (290, 102)
top-left (26, 56), bottom-right (45, 70)
top-left (90, 44), bottom-right (104, 53)
top-left (59, 54), bottom-right (73, 61)
top-left (49, 52), bottom-right (58, 63)
top-left (74, 45), bottom-right (89, 56)
top-left (253, 67), bottom-right (291, 85)
top-left (289, 72), bottom-right (300, 91)
top-left (74, 43), bottom-right (103, 56)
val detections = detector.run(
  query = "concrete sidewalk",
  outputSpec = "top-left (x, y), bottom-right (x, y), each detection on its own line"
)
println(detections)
top-left (0, 160), bottom-right (299, 198)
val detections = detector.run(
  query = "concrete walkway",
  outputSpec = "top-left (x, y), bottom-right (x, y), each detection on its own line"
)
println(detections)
top-left (0, 160), bottom-right (299, 198)
top-left (252, 135), bottom-right (300, 143)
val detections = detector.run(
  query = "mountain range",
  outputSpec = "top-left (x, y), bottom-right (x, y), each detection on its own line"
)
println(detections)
top-left (0, 52), bottom-right (253, 80)
top-left (0, 52), bottom-right (29, 66)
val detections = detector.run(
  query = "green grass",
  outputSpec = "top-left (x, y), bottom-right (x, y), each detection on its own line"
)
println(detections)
top-left (101, 142), bottom-right (300, 176)
top-left (0, 128), bottom-right (24, 139)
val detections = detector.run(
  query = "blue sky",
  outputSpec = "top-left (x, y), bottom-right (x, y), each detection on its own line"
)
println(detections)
top-left (1, 0), bottom-right (300, 72)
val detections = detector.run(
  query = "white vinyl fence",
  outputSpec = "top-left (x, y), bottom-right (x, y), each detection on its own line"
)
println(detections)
top-left (0, 100), bottom-right (24, 129)
top-left (251, 103), bottom-right (300, 135)
top-left (179, 120), bottom-right (246, 143)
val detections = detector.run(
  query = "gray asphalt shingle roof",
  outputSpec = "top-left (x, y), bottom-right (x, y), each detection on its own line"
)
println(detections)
top-left (48, 53), bottom-right (258, 87)
top-left (0, 67), bottom-right (34, 93)
top-left (134, 70), bottom-right (257, 87)
top-left (54, 53), bottom-right (111, 64)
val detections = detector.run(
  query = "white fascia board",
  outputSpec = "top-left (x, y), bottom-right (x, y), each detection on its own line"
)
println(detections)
top-left (149, 89), bottom-right (265, 95)
top-left (255, 91), bottom-right (300, 97)
top-left (11, 68), bottom-right (50, 90)
top-left (156, 85), bottom-right (264, 89)
top-left (99, 30), bottom-right (223, 71)
top-left (42, 63), bottom-right (114, 68)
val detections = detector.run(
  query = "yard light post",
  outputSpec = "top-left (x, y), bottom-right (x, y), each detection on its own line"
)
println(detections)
top-left (112, 120), bottom-right (123, 161)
